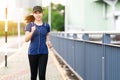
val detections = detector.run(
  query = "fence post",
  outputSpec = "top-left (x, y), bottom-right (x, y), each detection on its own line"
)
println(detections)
top-left (73, 33), bottom-right (77, 39)
top-left (67, 33), bottom-right (70, 38)
top-left (102, 34), bottom-right (111, 44)
top-left (62, 33), bottom-right (64, 37)
top-left (82, 33), bottom-right (89, 41)
top-left (102, 33), bottom-right (110, 80)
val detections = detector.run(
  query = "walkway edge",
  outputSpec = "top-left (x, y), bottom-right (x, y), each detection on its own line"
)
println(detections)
top-left (51, 48), bottom-right (83, 80)
top-left (50, 48), bottom-right (70, 80)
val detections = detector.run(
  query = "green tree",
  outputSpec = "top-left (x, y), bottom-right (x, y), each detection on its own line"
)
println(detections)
top-left (42, 7), bottom-right (48, 23)
top-left (0, 20), bottom-right (26, 36)
top-left (25, 3), bottom-right (65, 31)
top-left (51, 3), bottom-right (65, 31)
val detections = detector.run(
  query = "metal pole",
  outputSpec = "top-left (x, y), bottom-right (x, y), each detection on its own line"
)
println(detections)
top-left (65, 0), bottom-right (69, 32)
top-left (5, 7), bottom-right (8, 67)
top-left (17, 21), bottom-right (20, 49)
top-left (102, 57), bottom-right (105, 80)
top-left (48, 0), bottom-right (51, 29)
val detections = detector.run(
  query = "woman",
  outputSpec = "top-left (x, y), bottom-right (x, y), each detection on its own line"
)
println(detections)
top-left (25, 6), bottom-right (52, 80)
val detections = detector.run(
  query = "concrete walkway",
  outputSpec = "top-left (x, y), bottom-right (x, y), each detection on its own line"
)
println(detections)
top-left (0, 37), bottom-right (63, 80)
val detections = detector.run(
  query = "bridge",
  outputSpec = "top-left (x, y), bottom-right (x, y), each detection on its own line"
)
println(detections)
top-left (50, 31), bottom-right (120, 80)
top-left (0, 0), bottom-right (120, 80)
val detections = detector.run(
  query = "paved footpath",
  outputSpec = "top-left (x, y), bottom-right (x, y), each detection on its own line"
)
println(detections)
top-left (0, 36), bottom-right (63, 80)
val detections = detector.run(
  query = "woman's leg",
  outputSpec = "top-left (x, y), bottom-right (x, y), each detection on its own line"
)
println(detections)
top-left (38, 54), bottom-right (48, 80)
top-left (28, 55), bottom-right (38, 80)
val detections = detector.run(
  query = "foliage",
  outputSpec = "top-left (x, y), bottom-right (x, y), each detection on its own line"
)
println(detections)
top-left (0, 3), bottom-right (65, 36)
top-left (0, 21), bottom-right (25, 36)
top-left (25, 3), bottom-right (65, 31)
top-left (42, 7), bottom-right (48, 23)
top-left (51, 3), bottom-right (65, 31)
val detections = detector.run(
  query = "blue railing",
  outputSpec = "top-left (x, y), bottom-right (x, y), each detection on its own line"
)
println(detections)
top-left (50, 31), bottom-right (120, 80)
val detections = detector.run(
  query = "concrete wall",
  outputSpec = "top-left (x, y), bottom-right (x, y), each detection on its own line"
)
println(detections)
top-left (84, 0), bottom-right (109, 31)
top-left (66, 0), bottom-right (85, 32)
top-left (65, 0), bottom-right (120, 31)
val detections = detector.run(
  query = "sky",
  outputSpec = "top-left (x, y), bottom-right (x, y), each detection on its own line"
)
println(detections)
top-left (0, 0), bottom-right (66, 21)
top-left (0, 0), bottom-right (15, 20)
top-left (42, 0), bottom-right (66, 7)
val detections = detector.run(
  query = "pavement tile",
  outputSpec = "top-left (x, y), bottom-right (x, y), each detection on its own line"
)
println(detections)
top-left (0, 38), bottom-right (63, 80)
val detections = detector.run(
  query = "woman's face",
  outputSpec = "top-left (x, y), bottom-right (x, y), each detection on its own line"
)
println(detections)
top-left (33, 11), bottom-right (43, 21)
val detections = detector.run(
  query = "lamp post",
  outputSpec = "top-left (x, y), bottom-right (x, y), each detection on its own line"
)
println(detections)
top-left (5, 0), bottom-right (8, 67)
top-left (65, 0), bottom-right (69, 32)
top-left (48, 0), bottom-right (51, 29)
top-left (16, 8), bottom-right (22, 49)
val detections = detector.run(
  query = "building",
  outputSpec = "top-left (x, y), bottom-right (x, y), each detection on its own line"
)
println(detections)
top-left (65, 0), bottom-right (120, 32)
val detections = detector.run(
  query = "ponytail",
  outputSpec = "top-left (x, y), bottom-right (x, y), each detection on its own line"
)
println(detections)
top-left (24, 15), bottom-right (35, 23)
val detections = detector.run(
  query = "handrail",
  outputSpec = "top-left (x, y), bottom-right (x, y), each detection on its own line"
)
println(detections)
top-left (51, 31), bottom-right (120, 35)
top-left (50, 32), bottom-right (120, 80)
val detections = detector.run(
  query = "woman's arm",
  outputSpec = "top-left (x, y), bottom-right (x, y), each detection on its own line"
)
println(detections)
top-left (25, 26), bottom-right (36, 42)
top-left (46, 33), bottom-right (53, 48)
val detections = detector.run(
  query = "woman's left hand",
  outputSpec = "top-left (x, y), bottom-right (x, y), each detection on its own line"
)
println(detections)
top-left (46, 41), bottom-right (53, 48)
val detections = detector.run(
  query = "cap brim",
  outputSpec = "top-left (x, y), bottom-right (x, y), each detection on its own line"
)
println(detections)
top-left (33, 10), bottom-right (42, 13)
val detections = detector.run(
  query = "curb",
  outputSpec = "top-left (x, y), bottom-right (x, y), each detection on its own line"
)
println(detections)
top-left (49, 48), bottom-right (70, 80)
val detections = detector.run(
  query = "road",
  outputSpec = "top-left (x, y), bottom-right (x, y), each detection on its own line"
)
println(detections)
top-left (0, 36), bottom-right (25, 65)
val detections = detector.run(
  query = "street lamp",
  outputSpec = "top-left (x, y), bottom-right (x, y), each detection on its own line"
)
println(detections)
top-left (5, 0), bottom-right (8, 67)
top-left (48, 0), bottom-right (51, 29)
top-left (16, 8), bottom-right (24, 49)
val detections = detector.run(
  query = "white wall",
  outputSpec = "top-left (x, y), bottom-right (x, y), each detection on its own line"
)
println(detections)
top-left (65, 0), bottom-right (85, 32)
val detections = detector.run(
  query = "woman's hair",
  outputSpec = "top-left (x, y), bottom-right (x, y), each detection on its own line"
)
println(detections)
top-left (24, 15), bottom-right (35, 23)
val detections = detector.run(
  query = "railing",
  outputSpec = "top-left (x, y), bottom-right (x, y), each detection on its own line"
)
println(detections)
top-left (50, 31), bottom-right (120, 80)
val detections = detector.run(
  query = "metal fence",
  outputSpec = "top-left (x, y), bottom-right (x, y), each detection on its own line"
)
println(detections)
top-left (50, 32), bottom-right (120, 80)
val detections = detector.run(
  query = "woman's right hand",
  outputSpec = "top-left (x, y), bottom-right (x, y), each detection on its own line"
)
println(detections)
top-left (31, 26), bottom-right (36, 33)
top-left (25, 26), bottom-right (36, 42)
